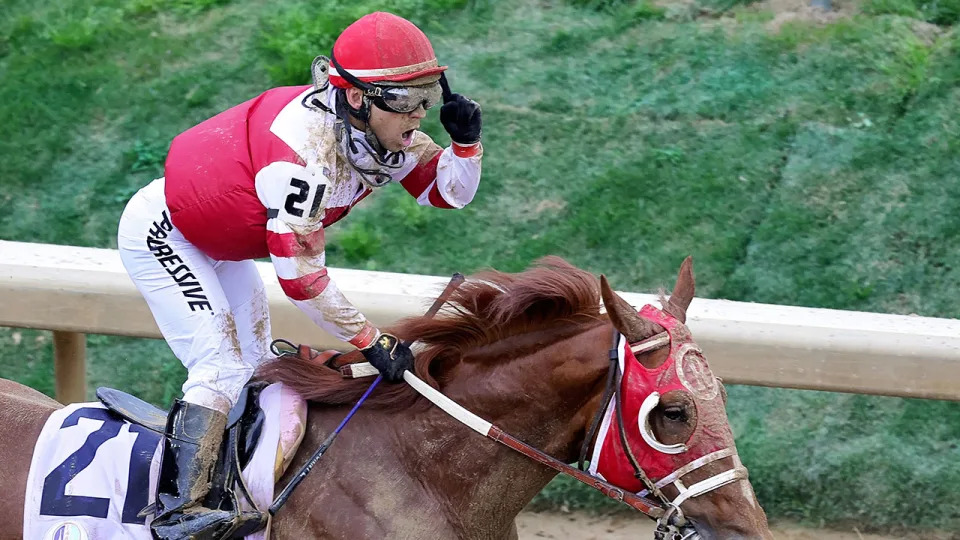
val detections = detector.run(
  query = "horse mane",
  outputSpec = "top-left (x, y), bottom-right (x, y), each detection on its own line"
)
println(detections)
top-left (256, 256), bottom-right (604, 408)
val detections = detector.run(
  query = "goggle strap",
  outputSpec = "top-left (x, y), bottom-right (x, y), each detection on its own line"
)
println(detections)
top-left (331, 54), bottom-right (379, 95)
top-left (331, 54), bottom-right (410, 100)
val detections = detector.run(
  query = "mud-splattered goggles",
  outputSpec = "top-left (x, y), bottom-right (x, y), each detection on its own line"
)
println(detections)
top-left (331, 54), bottom-right (443, 114)
top-left (368, 82), bottom-right (443, 114)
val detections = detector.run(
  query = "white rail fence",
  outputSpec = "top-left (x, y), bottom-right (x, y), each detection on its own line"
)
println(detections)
top-left (2, 240), bottom-right (959, 404)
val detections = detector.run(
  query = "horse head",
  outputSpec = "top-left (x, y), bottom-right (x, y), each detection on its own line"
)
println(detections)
top-left (260, 256), bottom-right (772, 539)
top-left (599, 256), bottom-right (772, 539)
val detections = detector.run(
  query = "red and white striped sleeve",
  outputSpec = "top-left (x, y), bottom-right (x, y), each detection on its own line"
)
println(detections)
top-left (399, 138), bottom-right (482, 209)
top-left (255, 160), bottom-right (378, 349)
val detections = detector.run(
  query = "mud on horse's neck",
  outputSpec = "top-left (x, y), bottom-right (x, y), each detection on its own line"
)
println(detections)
top-left (409, 322), bottom-right (612, 536)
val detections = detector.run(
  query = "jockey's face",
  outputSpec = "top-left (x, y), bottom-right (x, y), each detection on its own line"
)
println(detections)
top-left (345, 87), bottom-right (427, 152)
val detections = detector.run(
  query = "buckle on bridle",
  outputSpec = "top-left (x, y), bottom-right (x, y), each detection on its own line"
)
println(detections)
top-left (659, 503), bottom-right (686, 526)
top-left (655, 505), bottom-right (699, 540)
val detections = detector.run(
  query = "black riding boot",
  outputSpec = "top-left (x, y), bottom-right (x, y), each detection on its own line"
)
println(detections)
top-left (150, 400), bottom-right (239, 540)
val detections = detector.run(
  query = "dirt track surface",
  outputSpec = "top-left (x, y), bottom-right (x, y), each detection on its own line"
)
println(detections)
top-left (516, 511), bottom-right (930, 540)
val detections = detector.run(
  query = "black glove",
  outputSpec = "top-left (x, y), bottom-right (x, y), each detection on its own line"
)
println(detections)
top-left (361, 333), bottom-right (414, 383)
top-left (439, 73), bottom-right (482, 145)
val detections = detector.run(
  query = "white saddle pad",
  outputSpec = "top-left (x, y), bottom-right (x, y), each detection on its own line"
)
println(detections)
top-left (23, 382), bottom-right (306, 540)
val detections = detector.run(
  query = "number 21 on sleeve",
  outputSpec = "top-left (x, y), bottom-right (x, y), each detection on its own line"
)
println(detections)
top-left (256, 162), bottom-right (331, 226)
top-left (281, 168), bottom-right (329, 224)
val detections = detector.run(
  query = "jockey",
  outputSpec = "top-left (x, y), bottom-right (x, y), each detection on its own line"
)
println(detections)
top-left (116, 11), bottom-right (482, 539)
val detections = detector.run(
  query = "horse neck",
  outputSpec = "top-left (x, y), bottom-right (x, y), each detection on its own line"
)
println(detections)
top-left (279, 322), bottom-right (613, 538)
top-left (404, 320), bottom-right (613, 534)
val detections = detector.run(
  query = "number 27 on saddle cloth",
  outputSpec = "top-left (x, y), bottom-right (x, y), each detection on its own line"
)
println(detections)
top-left (22, 383), bottom-right (308, 540)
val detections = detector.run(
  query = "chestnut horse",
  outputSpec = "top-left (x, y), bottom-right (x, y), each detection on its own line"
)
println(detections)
top-left (0, 257), bottom-right (771, 539)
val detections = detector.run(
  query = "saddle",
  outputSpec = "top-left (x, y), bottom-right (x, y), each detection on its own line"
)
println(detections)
top-left (96, 383), bottom-right (271, 539)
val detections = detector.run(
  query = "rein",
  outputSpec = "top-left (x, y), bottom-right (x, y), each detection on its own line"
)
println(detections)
top-left (394, 315), bottom-right (747, 535)
top-left (398, 330), bottom-right (682, 521)
top-left (401, 368), bottom-right (667, 518)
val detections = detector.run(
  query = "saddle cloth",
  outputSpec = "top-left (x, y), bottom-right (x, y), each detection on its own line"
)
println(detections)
top-left (23, 383), bottom-right (306, 540)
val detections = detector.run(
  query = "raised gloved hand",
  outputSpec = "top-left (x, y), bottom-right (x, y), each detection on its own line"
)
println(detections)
top-left (439, 73), bottom-right (482, 146)
top-left (360, 333), bottom-right (414, 383)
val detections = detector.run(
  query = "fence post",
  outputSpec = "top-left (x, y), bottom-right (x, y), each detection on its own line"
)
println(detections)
top-left (53, 331), bottom-right (86, 404)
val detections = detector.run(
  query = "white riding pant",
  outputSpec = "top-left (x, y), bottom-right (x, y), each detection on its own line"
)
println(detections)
top-left (117, 178), bottom-right (272, 414)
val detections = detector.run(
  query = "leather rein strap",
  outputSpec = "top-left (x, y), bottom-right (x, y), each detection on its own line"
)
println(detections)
top-left (401, 336), bottom-right (668, 520)
top-left (577, 330), bottom-right (619, 472)
top-left (487, 426), bottom-right (665, 517)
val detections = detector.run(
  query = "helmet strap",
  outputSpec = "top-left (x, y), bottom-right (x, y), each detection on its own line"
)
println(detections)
top-left (330, 55), bottom-right (409, 186)
top-left (331, 54), bottom-right (381, 108)
top-left (333, 89), bottom-right (404, 188)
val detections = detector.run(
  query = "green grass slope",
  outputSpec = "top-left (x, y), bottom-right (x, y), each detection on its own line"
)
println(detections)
top-left (1, 0), bottom-right (959, 532)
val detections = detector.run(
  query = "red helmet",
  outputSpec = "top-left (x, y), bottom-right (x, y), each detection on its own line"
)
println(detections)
top-left (329, 12), bottom-right (447, 89)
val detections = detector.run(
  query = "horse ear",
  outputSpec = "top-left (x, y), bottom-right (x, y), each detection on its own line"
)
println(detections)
top-left (664, 256), bottom-right (695, 323)
top-left (600, 275), bottom-right (665, 343)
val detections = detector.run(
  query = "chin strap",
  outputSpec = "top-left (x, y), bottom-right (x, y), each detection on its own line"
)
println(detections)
top-left (332, 89), bottom-right (405, 188)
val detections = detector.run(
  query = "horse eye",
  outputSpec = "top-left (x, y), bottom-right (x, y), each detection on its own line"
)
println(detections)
top-left (662, 406), bottom-right (687, 422)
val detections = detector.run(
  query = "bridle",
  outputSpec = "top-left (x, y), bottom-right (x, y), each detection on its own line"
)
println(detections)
top-left (578, 322), bottom-right (749, 538)
top-left (396, 305), bottom-right (749, 538)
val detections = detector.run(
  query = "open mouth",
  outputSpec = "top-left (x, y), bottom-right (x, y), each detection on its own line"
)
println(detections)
top-left (401, 129), bottom-right (415, 147)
